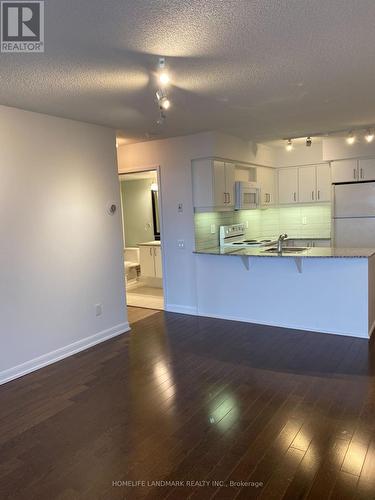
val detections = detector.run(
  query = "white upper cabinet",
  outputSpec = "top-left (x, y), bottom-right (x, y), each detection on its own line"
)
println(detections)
top-left (278, 167), bottom-right (298, 204)
top-left (359, 159), bottom-right (375, 181)
top-left (279, 164), bottom-right (330, 204)
top-left (257, 167), bottom-right (277, 206)
top-left (192, 159), bottom-right (235, 211)
top-left (316, 164), bottom-right (331, 201)
top-left (331, 159), bottom-right (358, 183)
top-left (332, 159), bottom-right (375, 183)
top-left (298, 166), bottom-right (316, 203)
top-left (223, 162), bottom-right (235, 208)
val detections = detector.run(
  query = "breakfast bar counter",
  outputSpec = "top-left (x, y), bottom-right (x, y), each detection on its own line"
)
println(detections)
top-left (194, 246), bottom-right (375, 339)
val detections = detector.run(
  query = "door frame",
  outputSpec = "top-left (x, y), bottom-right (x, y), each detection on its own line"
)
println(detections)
top-left (118, 164), bottom-right (168, 306)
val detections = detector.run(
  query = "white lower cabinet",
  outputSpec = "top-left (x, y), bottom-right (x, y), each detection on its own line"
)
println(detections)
top-left (139, 245), bottom-right (162, 278)
top-left (154, 247), bottom-right (163, 278)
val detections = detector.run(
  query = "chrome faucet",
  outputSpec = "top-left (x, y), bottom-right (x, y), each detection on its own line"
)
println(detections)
top-left (277, 233), bottom-right (288, 253)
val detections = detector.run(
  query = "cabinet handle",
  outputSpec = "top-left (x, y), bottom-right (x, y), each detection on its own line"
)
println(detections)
top-left (224, 192), bottom-right (227, 204)
top-left (312, 191), bottom-right (314, 201)
top-left (318, 190), bottom-right (320, 200)
top-left (353, 168), bottom-right (357, 180)
top-left (360, 168), bottom-right (364, 179)
top-left (149, 248), bottom-right (152, 256)
top-left (228, 193), bottom-right (231, 204)
top-left (268, 193), bottom-right (271, 203)
top-left (293, 192), bottom-right (296, 201)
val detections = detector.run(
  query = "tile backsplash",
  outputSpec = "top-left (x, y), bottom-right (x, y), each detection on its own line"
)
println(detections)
top-left (194, 203), bottom-right (331, 250)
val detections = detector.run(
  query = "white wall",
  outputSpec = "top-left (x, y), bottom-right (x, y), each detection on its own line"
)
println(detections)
top-left (272, 141), bottom-right (324, 167)
top-left (0, 105), bottom-right (128, 384)
top-left (323, 137), bottom-right (375, 161)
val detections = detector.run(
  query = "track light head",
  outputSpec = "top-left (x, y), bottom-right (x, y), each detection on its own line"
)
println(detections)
top-left (346, 131), bottom-right (355, 145)
top-left (155, 89), bottom-right (171, 110)
top-left (365, 130), bottom-right (374, 143)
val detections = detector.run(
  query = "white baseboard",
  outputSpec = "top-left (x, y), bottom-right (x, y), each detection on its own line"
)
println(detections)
top-left (0, 322), bottom-right (130, 386)
top-left (165, 303), bottom-right (198, 316)
top-left (196, 310), bottom-right (368, 339)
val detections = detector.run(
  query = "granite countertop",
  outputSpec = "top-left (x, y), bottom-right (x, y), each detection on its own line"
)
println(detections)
top-left (138, 241), bottom-right (161, 246)
top-left (194, 246), bottom-right (375, 258)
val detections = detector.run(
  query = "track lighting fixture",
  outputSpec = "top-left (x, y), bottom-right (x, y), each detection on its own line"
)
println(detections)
top-left (346, 131), bottom-right (355, 145)
top-left (283, 127), bottom-right (375, 148)
top-left (365, 130), bottom-right (374, 143)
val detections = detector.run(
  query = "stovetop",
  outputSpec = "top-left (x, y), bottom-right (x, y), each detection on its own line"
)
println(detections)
top-left (219, 224), bottom-right (273, 248)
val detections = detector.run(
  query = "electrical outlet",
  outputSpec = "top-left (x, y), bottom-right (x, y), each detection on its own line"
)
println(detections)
top-left (95, 304), bottom-right (103, 317)
top-left (177, 239), bottom-right (185, 249)
top-left (178, 203), bottom-right (183, 213)
top-left (302, 216), bottom-right (307, 225)
top-left (210, 224), bottom-right (216, 234)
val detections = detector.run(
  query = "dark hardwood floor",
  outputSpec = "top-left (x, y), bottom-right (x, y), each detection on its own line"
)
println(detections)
top-left (1, 309), bottom-right (375, 499)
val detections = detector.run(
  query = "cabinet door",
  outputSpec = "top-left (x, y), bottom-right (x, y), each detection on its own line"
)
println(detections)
top-left (257, 167), bottom-right (276, 205)
top-left (298, 166), bottom-right (316, 203)
top-left (139, 246), bottom-right (155, 278)
top-left (212, 161), bottom-right (226, 207)
top-left (154, 247), bottom-right (163, 278)
top-left (331, 160), bottom-right (358, 183)
top-left (359, 159), bottom-right (375, 181)
top-left (278, 168), bottom-right (298, 204)
top-left (316, 164), bottom-right (331, 201)
top-left (224, 163), bottom-right (235, 208)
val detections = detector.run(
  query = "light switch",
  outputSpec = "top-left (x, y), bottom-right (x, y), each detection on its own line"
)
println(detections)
top-left (210, 224), bottom-right (216, 234)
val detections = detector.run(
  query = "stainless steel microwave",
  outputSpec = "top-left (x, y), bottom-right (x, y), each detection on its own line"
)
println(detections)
top-left (235, 181), bottom-right (260, 210)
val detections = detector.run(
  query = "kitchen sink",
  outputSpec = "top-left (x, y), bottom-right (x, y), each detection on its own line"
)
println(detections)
top-left (262, 247), bottom-right (307, 253)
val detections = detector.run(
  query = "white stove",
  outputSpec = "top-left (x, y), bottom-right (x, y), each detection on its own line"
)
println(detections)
top-left (219, 224), bottom-right (273, 248)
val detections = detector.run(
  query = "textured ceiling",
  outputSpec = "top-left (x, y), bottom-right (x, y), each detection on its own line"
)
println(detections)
top-left (1, 0), bottom-right (375, 142)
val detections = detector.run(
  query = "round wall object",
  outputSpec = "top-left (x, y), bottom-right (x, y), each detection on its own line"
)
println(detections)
top-left (107, 202), bottom-right (117, 215)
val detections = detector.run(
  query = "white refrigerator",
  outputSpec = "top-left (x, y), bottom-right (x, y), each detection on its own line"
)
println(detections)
top-left (333, 182), bottom-right (375, 247)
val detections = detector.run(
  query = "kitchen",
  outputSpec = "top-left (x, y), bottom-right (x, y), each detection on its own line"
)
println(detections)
top-left (191, 137), bottom-right (375, 339)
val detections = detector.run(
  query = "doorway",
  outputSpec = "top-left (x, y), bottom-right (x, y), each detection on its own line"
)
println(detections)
top-left (119, 170), bottom-right (164, 310)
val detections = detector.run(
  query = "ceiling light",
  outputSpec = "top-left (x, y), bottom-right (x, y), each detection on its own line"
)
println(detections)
top-left (156, 89), bottom-right (170, 110)
top-left (365, 130), bottom-right (374, 143)
top-left (160, 97), bottom-right (170, 110)
top-left (158, 71), bottom-right (170, 86)
top-left (306, 136), bottom-right (312, 147)
top-left (286, 139), bottom-right (293, 151)
top-left (346, 131), bottom-right (355, 145)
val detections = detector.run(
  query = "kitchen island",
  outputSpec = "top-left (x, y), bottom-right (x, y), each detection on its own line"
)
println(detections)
top-left (194, 246), bottom-right (375, 338)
